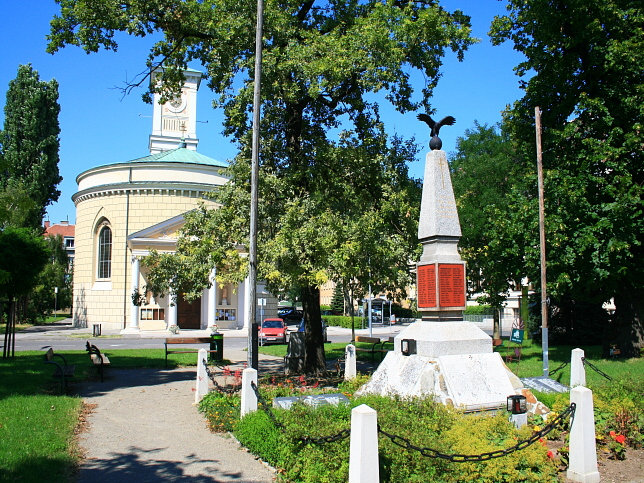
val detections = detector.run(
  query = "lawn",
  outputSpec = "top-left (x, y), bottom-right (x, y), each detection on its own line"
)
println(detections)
top-left (0, 348), bottom-right (205, 482)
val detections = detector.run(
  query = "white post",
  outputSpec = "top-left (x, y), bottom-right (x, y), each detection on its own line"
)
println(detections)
top-left (240, 367), bottom-right (258, 417)
top-left (345, 344), bottom-right (357, 381)
top-left (570, 348), bottom-right (586, 387)
top-left (567, 386), bottom-right (600, 483)
top-left (168, 288), bottom-right (178, 329)
top-left (195, 349), bottom-right (209, 403)
top-left (207, 268), bottom-right (217, 330)
top-left (349, 404), bottom-right (379, 483)
top-left (129, 257), bottom-right (140, 330)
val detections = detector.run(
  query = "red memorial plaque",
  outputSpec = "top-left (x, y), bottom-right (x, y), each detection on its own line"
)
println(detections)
top-left (438, 264), bottom-right (465, 308)
top-left (417, 264), bottom-right (437, 308)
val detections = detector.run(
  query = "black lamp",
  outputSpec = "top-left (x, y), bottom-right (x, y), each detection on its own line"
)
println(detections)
top-left (507, 395), bottom-right (527, 414)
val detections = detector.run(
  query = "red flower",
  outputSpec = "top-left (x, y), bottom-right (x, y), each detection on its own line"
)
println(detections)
top-left (609, 430), bottom-right (616, 438)
top-left (547, 451), bottom-right (554, 459)
top-left (615, 434), bottom-right (626, 445)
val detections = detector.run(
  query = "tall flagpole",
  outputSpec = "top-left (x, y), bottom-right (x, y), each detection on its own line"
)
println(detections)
top-left (248, 0), bottom-right (264, 370)
top-left (535, 106), bottom-right (549, 377)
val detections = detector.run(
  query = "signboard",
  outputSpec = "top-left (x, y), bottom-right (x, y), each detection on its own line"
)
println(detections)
top-left (438, 264), bottom-right (465, 308)
top-left (510, 329), bottom-right (524, 344)
top-left (417, 264), bottom-right (436, 308)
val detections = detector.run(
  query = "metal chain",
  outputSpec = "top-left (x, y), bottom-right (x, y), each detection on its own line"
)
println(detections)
top-left (378, 403), bottom-right (576, 463)
top-left (300, 428), bottom-right (351, 445)
top-left (202, 359), bottom-right (239, 394)
top-left (250, 380), bottom-right (285, 429)
top-left (249, 380), bottom-right (350, 444)
top-left (549, 361), bottom-right (568, 376)
top-left (581, 357), bottom-right (612, 381)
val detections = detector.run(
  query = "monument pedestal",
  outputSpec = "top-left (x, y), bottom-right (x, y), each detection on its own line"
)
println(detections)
top-left (358, 321), bottom-right (522, 412)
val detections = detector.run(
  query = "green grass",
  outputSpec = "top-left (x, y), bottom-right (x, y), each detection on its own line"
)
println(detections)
top-left (0, 348), bottom-right (209, 482)
top-left (0, 351), bottom-right (86, 482)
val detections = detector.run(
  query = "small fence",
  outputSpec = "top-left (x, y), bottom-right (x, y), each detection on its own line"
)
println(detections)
top-left (196, 347), bottom-right (602, 483)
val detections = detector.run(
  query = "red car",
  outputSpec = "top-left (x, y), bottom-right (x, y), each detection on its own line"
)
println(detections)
top-left (258, 318), bottom-right (287, 345)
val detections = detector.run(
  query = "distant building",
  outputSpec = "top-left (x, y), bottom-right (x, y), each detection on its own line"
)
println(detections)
top-left (71, 69), bottom-right (276, 333)
top-left (43, 220), bottom-right (75, 268)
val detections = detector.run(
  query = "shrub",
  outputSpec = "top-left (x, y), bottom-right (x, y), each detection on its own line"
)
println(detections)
top-left (230, 392), bottom-right (558, 482)
top-left (198, 392), bottom-right (240, 432)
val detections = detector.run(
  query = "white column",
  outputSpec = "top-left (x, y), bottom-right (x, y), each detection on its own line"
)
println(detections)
top-left (207, 268), bottom-right (217, 329)
top-left (349, 404), bottom-right (379, 483)
top-left (168, 288), bottom-right (178, 329)
top-left (567, 386), bottom-right (600, 483)
top-left (570, 348), bottom-right (586, 388)
top-left (345, 344), bottom-right (357, 381)
top-left (195, 349), bottom-right (209, 403)
top-left (240, 367), bottom-right (258, 417)
top-left (121, 257), bottom-right (141, 334)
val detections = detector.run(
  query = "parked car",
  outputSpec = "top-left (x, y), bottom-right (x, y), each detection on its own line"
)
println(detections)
top-left (294, 317), bottom-right (328, 343)
top-left (258, 318), bottom-right (287, 345)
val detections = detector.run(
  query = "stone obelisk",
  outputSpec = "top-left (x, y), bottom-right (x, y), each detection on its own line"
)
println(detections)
top-left (416, 148), bottom-right (466, 321)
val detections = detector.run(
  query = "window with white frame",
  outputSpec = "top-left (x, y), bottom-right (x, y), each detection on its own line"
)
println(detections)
top-left (97, 225), bottom-right (112, 279)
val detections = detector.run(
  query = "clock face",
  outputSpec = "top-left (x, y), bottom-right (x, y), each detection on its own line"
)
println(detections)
top-left (167, 94), bottom-right (186, 113)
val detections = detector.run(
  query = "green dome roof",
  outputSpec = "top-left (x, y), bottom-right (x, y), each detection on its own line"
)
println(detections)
top-left (128, 147), bottom-right (227, 167)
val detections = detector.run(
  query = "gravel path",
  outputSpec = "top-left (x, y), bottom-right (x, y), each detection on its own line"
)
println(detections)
top-left (76, 367), bottom-right (275, 482)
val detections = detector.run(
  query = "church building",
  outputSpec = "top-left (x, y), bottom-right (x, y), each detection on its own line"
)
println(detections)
top-left (72, 69), bottom-right (274, 333)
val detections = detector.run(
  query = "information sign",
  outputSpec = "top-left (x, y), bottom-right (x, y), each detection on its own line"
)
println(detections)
top-left (510, 329), bottom-right (524, 344)
top-left (438, 264), bottom-right (465, 307)
top-left (417, 264), bottom-right (436, 308)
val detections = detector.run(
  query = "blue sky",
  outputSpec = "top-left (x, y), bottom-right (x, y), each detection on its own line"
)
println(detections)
top-left (0, 0), bottom-right (526, 225)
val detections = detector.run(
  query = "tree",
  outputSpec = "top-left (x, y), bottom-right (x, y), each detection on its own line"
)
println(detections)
top-left (450, 122), bottom-right (523, 339)
top-left (0, 227), bottom-right (49, 357)
top-left (48, 0), bottom-right (474, 372)
top-left (0, 64), bottom-right (62, 229)
top-left (28, 235), bottom-right (72, 320)
top-left (489, 0), bottom-right (643, 354)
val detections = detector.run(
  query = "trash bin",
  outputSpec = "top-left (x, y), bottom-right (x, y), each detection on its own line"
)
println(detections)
top-left (92, 324), bottom-right (102, 337)
top-left (210, 333), bottom-right (224, 362)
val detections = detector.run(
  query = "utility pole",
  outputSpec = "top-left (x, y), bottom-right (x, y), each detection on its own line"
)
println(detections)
top-left (535, 106), bottom-right (549, 377)
top-left (247, 0), bottom-right (264, 370)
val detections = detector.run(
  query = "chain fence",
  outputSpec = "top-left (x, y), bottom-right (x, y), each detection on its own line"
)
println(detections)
top-left (582, 357), bottom-right (612, 381)
top-left (203, 359), bottom-right (240, 395)
top-left (377, 403), bottom-right (576, 463)
top-left (246, 381), bottom-right (576, 461)
top-left (549, 361), bottom-right (569, 376)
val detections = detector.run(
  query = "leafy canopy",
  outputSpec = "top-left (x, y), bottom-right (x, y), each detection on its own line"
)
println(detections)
top-left (0, 64), bottom-right (61, 229)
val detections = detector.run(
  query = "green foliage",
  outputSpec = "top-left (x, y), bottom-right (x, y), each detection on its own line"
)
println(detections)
top-left (330, 283), bottom-right (345, 315)
top-left (231, 393), bottom-right (558, 482)
top-left (487, 0), bottom-right (644, 354)
top-left (0, 64), bottom-right (62, 228)
top-left (47, 0), bottom-right (476, 373)
top-left (464, 304), bottom-right (494, 315)
top-left (198, 392), bottom-right (240, 432)
top-left (0, 227), bottom-right (49, 299)
top-left (27, 235), bottom-right (72, 320)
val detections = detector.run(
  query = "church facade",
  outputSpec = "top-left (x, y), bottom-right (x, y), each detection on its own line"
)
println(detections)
top-left (72, 70), bottom-right (276, 332)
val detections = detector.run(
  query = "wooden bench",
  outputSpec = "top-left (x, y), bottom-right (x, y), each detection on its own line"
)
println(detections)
top-left (86, 341), bottom-right (111, 382)
top-left (354, 336), bottom-right (392, 361)
top-left (164, 337), bottom-right (218, 368)
top-left (44, 348), bottom-right (75, 393)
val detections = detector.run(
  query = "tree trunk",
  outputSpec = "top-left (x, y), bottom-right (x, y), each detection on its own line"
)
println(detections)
top-left (301, 285), bottom-right (326, 374)
top-left (613, 292), bottom-right (644, 358)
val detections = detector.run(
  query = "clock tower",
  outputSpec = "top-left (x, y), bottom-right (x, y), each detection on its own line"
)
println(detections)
top-left (148, 69), bottom-right (201, 154)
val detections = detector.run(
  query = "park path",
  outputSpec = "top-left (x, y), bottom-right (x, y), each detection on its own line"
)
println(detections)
top-left (76, 366), bottom-right (275, 482)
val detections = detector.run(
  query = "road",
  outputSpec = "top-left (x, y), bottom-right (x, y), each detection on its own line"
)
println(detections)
top-left (6, 318), bottom-right (508, 352)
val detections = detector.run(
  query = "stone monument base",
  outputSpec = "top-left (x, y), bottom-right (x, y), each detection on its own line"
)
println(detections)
top-left (357, 321), bottom-right (534, 413)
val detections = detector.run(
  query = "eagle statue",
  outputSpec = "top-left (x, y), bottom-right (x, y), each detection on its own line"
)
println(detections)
top-left (417, 113), bottom-right (456, 150)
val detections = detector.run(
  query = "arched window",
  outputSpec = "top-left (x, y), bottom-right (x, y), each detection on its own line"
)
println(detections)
top-left (97, 225), bottom-right (112, 279)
